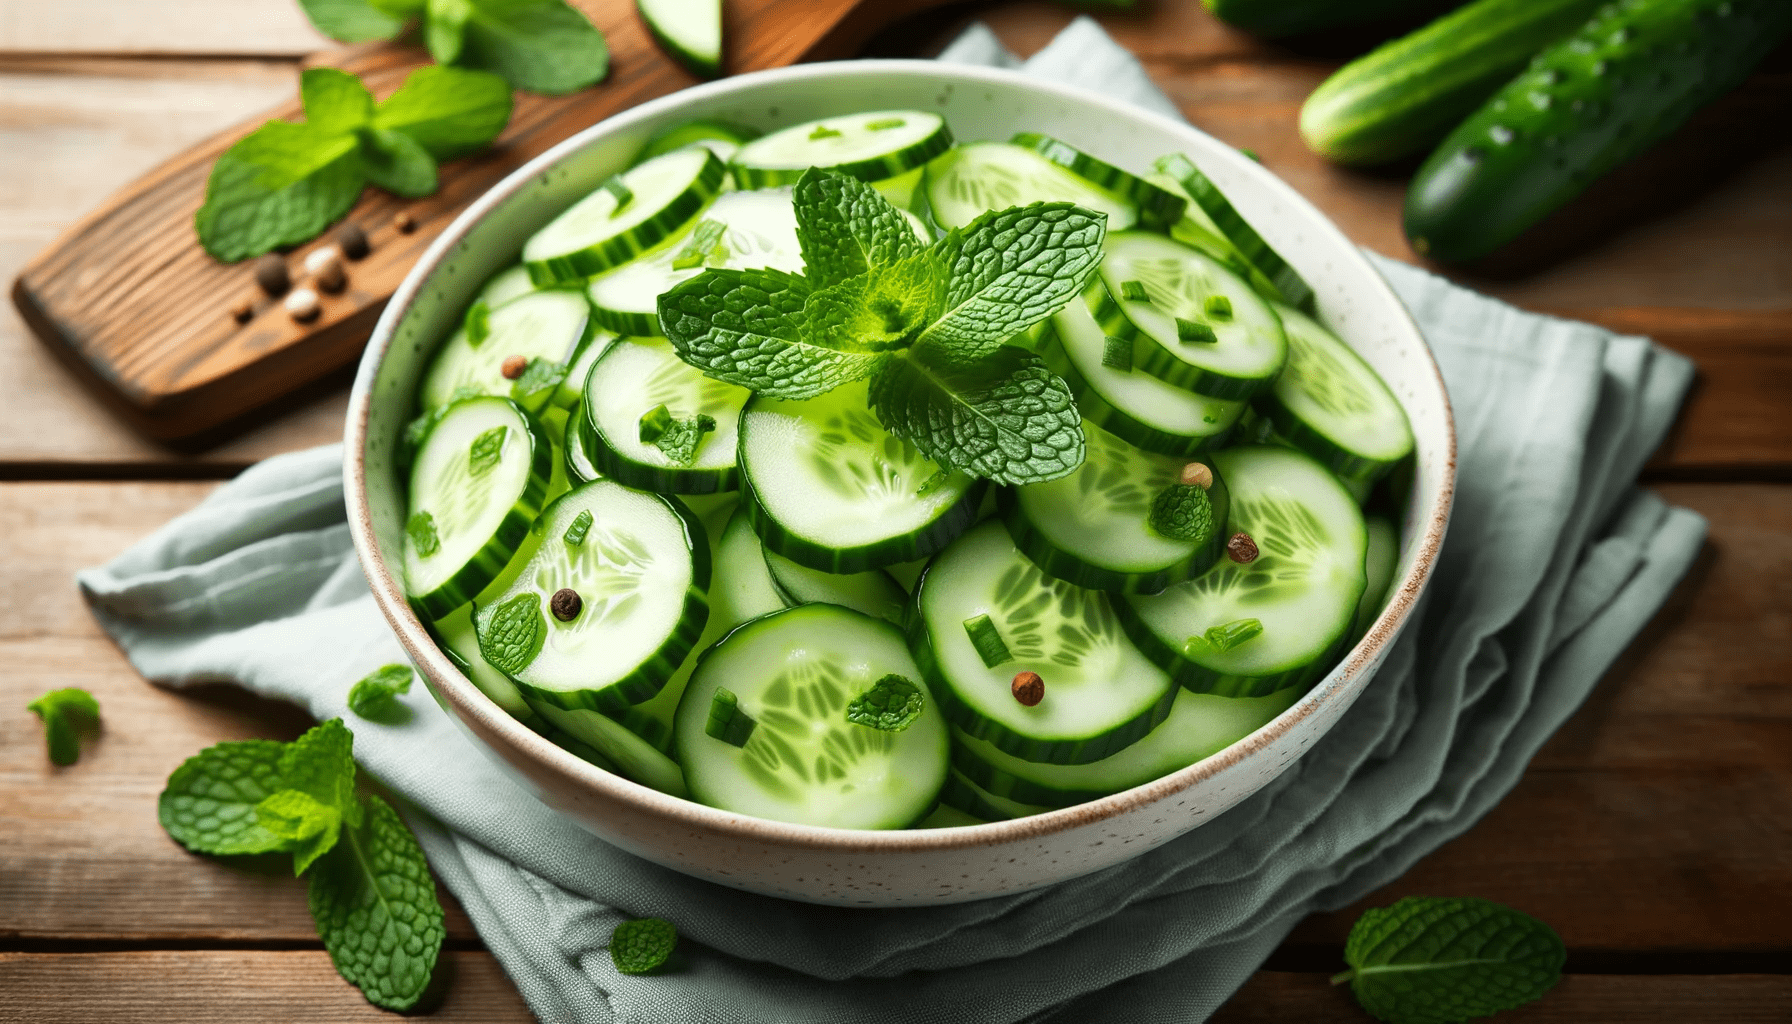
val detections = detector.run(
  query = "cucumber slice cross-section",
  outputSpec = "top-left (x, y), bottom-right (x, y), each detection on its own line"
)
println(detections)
top-left (1010, 132), bottom-right (1185, 228)
top-left (581, 336), bottom-right (750, 494)
top-left (1153, 152), bottom-right (1315, 312)
top-left (420, 290), bottom-right (597, 412)
top-left (924, 141), bottom-right (1139, 232)
top-left (523, 147), bottom-right (727, 285)
top-left (636, 0), bottom-right (720, 79)
top-left (731, 110), bottom-right (952, 189)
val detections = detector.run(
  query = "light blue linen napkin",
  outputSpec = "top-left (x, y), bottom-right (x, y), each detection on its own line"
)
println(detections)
top-left (78, 18), bottom-right (1707, 1024)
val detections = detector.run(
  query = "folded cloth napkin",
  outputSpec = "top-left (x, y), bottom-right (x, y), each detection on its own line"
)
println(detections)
top-left (79, 18), bottom-right (1708, 1024)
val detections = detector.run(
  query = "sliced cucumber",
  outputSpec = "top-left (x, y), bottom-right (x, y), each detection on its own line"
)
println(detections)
top-left (1351, 515), bottom-right (1399, 646)
top-left (1118, 446), bottom-right (1367, 696)
top-left (762, 547), bottom-right (907, 626)
top-left (549, 329), bottom-right (618, 414)
top-left (563, 397), bottom-right (603, 486)
top-left (419, 290), bottom-right (596, 412)
top-left (1254, 303), bottom-right (1413, 486)
top-left (1152, 152), bottom-right (1315, 311)
top-left (925, 141), bottom-right (1139, 232)
top-left (431, 603), bottom-right (538, 724)
top-left (1040, 295), bottom-right (1246, 457)
top-left (478, 264), bottom-right (538, 309)
top-left (710, 505), bottom-right (787, 631)
top-left (636, 0), bottom-right (720, 79)
top-left (581, 336), bottom-right (749, 494)
top-left (1091, 232), bottom-right (1288, 400)
top-left (674, 605), bottom-right (949, 829)
top-left (404, 397), bottom-right (554, 620)
top-left (873, 165), bottom-right (927, 213)
top-left (910, 520), bottom-right (1177, 764)
top-left (523, 147), bottom-right (727, 285)
top-left (1010, 132), bottom-right (1185, 228)
top-left (585, 187), bottom-right (804, 337)
top-left (636, 118), bottom-right (760, 164)
top-left (938, 765), bottom-right (1053, 821)
top-left (527, 699), bottom-right (687, 797)
top-left (1145, 171), bottom-right (1296, 306)
top-left (1000, 419), bottom-right (1231, 594)
top-left (473, 480), bottom-right (710, 716)
top-left (739, 380), bottom-right (985, 573)
top-left (951, 682), bottom-right (1305, 807)
top-left (731, 110), bottom-right (952, 189)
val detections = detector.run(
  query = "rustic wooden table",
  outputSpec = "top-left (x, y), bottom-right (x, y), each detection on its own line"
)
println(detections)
top-left (2, 2), bottom-right (1787, 1020)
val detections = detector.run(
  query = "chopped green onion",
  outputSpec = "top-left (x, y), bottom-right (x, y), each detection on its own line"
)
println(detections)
top-left (809, 124), bottom-right (843, 141)
top-left (1101, 334), bottom-right (1133, 371)
top-left (464, 300), bottom-right (491, 347)
top-left (1204, 295), bottom-right (1233, 320)
top-left (1176, 317), bottom-right (1218, 344)
top-left (1120, 279), bottom-right (1151, 303)
top-left (601, 174), bottom-right (634, 216)
top-left (963, 614), bottom-right (1012, 668)
top-left (866, 118), bottom-right (907, 131)
top-left (563, 509), bottom-right (593, 547)
top-left (705, 687), bottom-right (756, 747)
top-left (1183, 617), bottom-right (1264, 659)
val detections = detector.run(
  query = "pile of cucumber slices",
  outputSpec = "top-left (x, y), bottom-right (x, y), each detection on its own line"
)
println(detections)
top-left (398, 109), bottom-right (1414, 830)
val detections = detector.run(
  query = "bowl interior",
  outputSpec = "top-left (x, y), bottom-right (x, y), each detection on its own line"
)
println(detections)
top-left (350, 60), bottom-right (1453, 853)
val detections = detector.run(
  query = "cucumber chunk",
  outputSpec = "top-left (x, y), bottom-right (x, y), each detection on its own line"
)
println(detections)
top-left (527, 700), bottom-right (687, 797)
top-left (585, 187), bottom-right (804, 337)
top-left (1090, 232), bottom-right (1288, 401)
top-left (563, 396), bottom-right (603, 486)
top-left (1010, 132), bottom-right (1185, 228)
top-left (1254, 302), bottom-right (1414, 486)
top-left (404, 397), bottom-right (554, 620)
top-left (732, 110), bottom-right (952, 189)
top-left (474, 480), bottom-right (711, 716)
top-left (581, 336), bottom-right (750, 494)
top-left (1119, 446), bottom-right (1367, 696)
top-left (1152, 152), bottom-right (1315, 311)
top-left (636, 0), bottom-right (721, 79)
top-left (911, 520), bottom-right (1177, 765)
top-left (738, 380), bottom-right (985, 573)
top-left (675, 605), bottom-right (949, 829)
top-left (951, 682), bottom-right (1304, 807)
top-left (523, 147), bottom-right (727, 284)
top-left (549, 329), bottom-right (619, 414)
top-left (762, 547), bottom-right (908, 625)
top-left (924, 141), bottom-right (1139, 232)
top-left (1000, 419), bottom-right (1231, 594)
top-left (420, 290), bottom-right (597, 412)
top-left (938, 765), bottom-right (1054, 821)
top-left (477, 264), bottom-right (538, 309)
top-left (1351, 515), bottom-right (1399, 646)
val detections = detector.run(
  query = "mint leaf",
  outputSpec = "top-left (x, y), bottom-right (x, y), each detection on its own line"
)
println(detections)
top-left (426, 0), bottom-right (471, 63)
top-left (194, 119), bottom-right (363, 263)
top-left (297, 0), bottom-right (407, 42)
top-left (406, 511), bottom-right (440, 557)
top-left (661, 267), bottom-right (885, 399)
top-left (27, 688), bottom-right (100, 767)
top-left (257, 789), bottom-right (344, 875)
top-left (1148, 483), bottom-right (1214, 543)
top-left (444, 0), bottom-right (610, 96)
top-left (356, 127), bottom-right (438, 198)
top-left (1337, 897), bottom-right (1564, 1024)
top-left (805, 252), bottom-right (945, 353)
top-left (279, 719), bottom-right (362, 830)
top-left (867, 347), bottom-right (1084, 485)
top-left (916, 202), bottom-right (1106, 362)
top-left (509, 358), bottom-right (567, 410)
top-left (159, 739), bottom-right (289, 855)
top-left (308, 795), bottom-right (445, 1010)
top-left (639, 408), bottom-right (715, 466)
top-left (348, 664), bottom-right (415, 721)
top-left (564, 509), bottom-right (594, 546)
top-left (792, 168), bottom-right (922, 288)
top-left (610, 917), bottom-right (677, 975)
top-left (300, 68), bottom-right (376, 136)
top-left (845, 674), bottom-right (925, 732)
top-left (371, 65), bottom-right (513, 160)
top-left (672, 219), bottom-right (727, 270)
top-left (480, 593), bottom-right (545, 676)
top-left (469, 424), bottom-right (507, 476)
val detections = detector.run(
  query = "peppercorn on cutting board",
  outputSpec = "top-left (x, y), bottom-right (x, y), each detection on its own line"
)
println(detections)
top-left (9, 0), bottom-right (946, 443)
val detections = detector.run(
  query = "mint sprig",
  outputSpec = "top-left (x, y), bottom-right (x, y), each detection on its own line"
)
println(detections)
top-left (27, 687), bottom-right (101, 766)
top-left (301, 0), bottom-right (608, 95)
top-left (661, 168), bottom-right (1106, 485)
top-left (309, 795), bottom-right (446, 1010)
top-left (1336, 897), bottom-right (1565, 1024)
top-left (196, 66), bottom-right (512, 262)
top-left (349, 663), bottom-right (415, 721)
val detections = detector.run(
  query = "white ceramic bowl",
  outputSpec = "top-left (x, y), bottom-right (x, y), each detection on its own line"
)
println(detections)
top-left (346, 60), bottom-right (1455, 907)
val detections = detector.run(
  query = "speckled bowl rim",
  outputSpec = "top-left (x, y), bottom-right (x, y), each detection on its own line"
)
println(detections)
top-left (346, 59), bottom-right (1456, 856)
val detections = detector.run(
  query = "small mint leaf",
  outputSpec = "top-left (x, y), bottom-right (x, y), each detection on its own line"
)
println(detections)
top-left (159, 739), bottom-right (290, 856)
top-left (645, 411), bottom-right (716, 466)
top-left (348, 664), bottom-right (414, 721)
top-left (638, 404), bottom-right (673, 442)
top-left (509, 357), bottom-right (567, 411)
top-left (480, 593), bottom-right (545, 676)
top-left (256, 789), bottom-right (344, 875)
top-left (564, 509), bottom-right (594, 546)
top-left (371, 65), bottom-right (512, 160)
top-left (300, 67), bottom-right (376, 136)
top-left (406, 511), bottom-right (440, 557)
top-left (356, 126), bottom-right (439, 198)
top-left (845, 674), bottom-right (925, 732)
top-left (296, 0), bottom-right (406, 45)
top-left (1340, 897), bottom-right (1564, 1024)
top-left (308, 795), bottom-right (445, 1010)
top-left (1148, 483), bottom-right (1214, 543)
top-left (279, 718), bottom-right (362, 830)
top-left (611, 917), bottom-right (677, 975)
top-left (445, 0), bottom-right (610, 96)
top-left (672, 219), bottom-right (727, 270)
top-left (804, 252), bottom-right (944, 352)
top-left (468, 424), bottom-right (507, 477)
top-left (27, 688), bottom-right (100, 767)
top-left (194, 120), bottom-right (364, 263)
top-left (792, 168), bottom-right (922, 288)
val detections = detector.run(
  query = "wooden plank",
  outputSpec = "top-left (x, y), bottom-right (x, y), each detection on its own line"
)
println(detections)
top-left (1211, 973), bottom-right (1792, 1023)
top-left (0, 950), bottom-right (533, 1022)
top-left (0, 0), bottom-right (328, 56)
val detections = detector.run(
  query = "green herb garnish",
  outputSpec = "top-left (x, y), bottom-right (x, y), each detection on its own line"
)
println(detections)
top-left (1147, 483), bottom-right (1214, 543)
top-left (479, 593), bottom-right (545, 676)
top-left (866, 118), bottom-right (906, 131)
top-left (1204, 294), bottom-right (1233, 320)
top-left (610, 917), bottom-right (678, 975)
top-left (1101, 334), bottom-right (1133, 371)
top-left (564, 509), bottom-right (594, 546)
top-left (509, 357), bottom-right (568, 409)
top-left (1175, 317), bottom-right (1218, 344)
top-left (845, 674), bottom-right (925, 732)
top-left (1335, 897), bottom-right (1564, 1024)
top-left (962, 614), bottom-right (1012, 668)
top-left (347, 663), bottom-right (414, 721)
top-left (27, 688), bottom-right (100, 766)
top-left (302, 0), bottom-right (609, 95)
top-left (638, 405), bottom-right (715, 465)
top-left (406, 510), bottom-right (440, 557)
top-left (1182, 618), bottom-right (1264, 659)
top-left (1120, 279), bottom-right (1151, 303)
top-left (808, 124), bottom-right (843, 140)
top-left (671, 218), bottom-right (728, 270)
top-left (464, 300), bottom-right (492, 346)
top-left (600, 173), bottom-right (634, 215)
top-left (468, 424), bottom-right (507, 476)
top-left (704, 687), bottom-right (756, 747)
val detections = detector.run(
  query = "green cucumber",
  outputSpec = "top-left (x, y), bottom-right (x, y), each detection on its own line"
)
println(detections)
top-left (636, 118), bottom-right (760, 164)
top-left (1201, 0), bottom-right (1455, 38)
top-left (762, 547), bottom-right (908, 626)
top-left (527, 700), bottom-right (687, 797)
top-left (523, 147), bottom-right (727, 284)
top-left (563, 395), bottom-right (603, 486)
top-left (924, 141), bottom-right (1140, 232)
top-left (636, 0), bottom-right (720, 79)
top-left (580, 336), bottom-right (750, 494)
top-left (938, 765), bottom-right (1053, 821)
top-left (477, 264), bottom-right (538, 309)
top-left (1151, 153), bottom-right (1315, 312)
top-left (430, 603), bottom-right (539, 725)
top-left (731, 111), bottom-right (952, 189)
top-left (419, 290), bottom-right (597, 413)
top-left (1351, 515), bottom-right (1401, 645)
top-left (1301, 0), bottom-right (1608, 165)
top-left (1009, 132), bottom-right (1186, 228)
top-left (1406, 0), bottom-right (1792, 263)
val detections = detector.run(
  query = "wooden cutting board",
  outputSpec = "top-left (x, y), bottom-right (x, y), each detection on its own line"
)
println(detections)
top-left (9, 0), bottom-right (947, 444)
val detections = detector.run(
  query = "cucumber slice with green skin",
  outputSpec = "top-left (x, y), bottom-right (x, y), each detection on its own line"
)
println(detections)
top-left (674, 604), bottom-right (949, 830)
top-left (1145, 171), bottom-right (1297, 306)
top-left (405, 397), bottom-right (555, 620)
top-left (924, 141), bottom-right (1139, 232)
top-left (420, 290), bottom-right (597, 412)
top-left (478, 264), bottom-right (539, 309)
top-left (636, 118), bottom-right (760, 164)
top-left (563, 397), bottom-right (603, 486)
top-left (581, 336), bottom-right (750, 494)
top-left (585, 188), bottom-right (804, 337)
top-left (1009, 132), bottom-right (1185, 229)
top-left (938, 765), bottom-right (1053, 821)
top-left (1253, 302), bottom-right (1414, 486)
top-left (549, 329), bottom-right (618, 414)
top-left (526, 699), bottom-right (687, 797)
top-left (431, 603), bottom-right (539, 725)
top-left (636, 0), bottom-right (720, 79)
top-left (762, 546), bottom-right (908, 626)
top-left (1118, 446), bottom-right (1368, 697)
top-left (910, 520), bottom-right (1177, 765)
top-left (731, 110), bottom-right (952, 189)
top-left (999, 419), bottom-right (1232, 594)
top-left (534, 719), bottom-right (619, 773)
top-left (873, 165), bottom-right (927, 213)
top-left (523, 147), bottom-right (727, 285)
top-left (474, 480), bottom-right (711, 716)
top-left (738, 380), bottom-right (985, 573)
top-left (1040, 296), bottom-right (1246, 457)
top-left (1152, 152), bottom-right (1315, 312)
top-left (1351, 515), bottom-right (1400, 646)
top-left (1091, 232), bottom-right (1288, 401)
top-left (950, 682), bottom-right (1305, 807)
top-left (1405, 0), bottom-right (1792, 264)
top-left (711, 505), bottom-right (788, 630)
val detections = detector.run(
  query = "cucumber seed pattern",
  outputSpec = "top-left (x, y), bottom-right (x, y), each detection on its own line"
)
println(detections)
top-left (416, 425), bottom-right (506, 554)
top-left (1125, 257), bottom-right (1213, 320)
top-left (1066, 423), bottom-right (1179, 518)
top-left (1282, 326), bottom-right (1373, 416)
top-left (805, 402), bottom-right (937, 503)
top-left (739, 657), bottom-right (896, 798)
top-left (1184, 489), bottom-right (1330, 606)
top-left (535, 519), bottom-right (651, 651)
top-left (989, 555), bottom-right (1118, 669)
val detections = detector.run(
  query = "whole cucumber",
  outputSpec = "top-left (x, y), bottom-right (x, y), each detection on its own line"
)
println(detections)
top-left (1405, 0), bottom-right (1792, 263)
top-left (1301, 0), bottom-right (1608, 165)
top-left (1202, 0), bottom-right (1454, 39)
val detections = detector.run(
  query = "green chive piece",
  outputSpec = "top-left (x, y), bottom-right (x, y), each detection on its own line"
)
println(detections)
top-left (1176, 318), bottom-right (1218, 344)
top-left (464, 300), bottom-right (491, 347)
top-left (1120, 279), bottom-right (1151, 303)
top-left (1204, 295), bottom-right (1233, 320)
top-left (866, 118), bottom-right (907, 131)
top-left (963, 614), bottom-right (1012, 669)
top-left (809, 124), bottom-right (843, 141)
top-left (601, 174), bottom-right (634, 216)
top-left (705, 687), bottom-right (757, 747)
top-left (1101, 334), bottom-right (1133, 371)
top-left (564, 509), bottom-right (594, 547)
